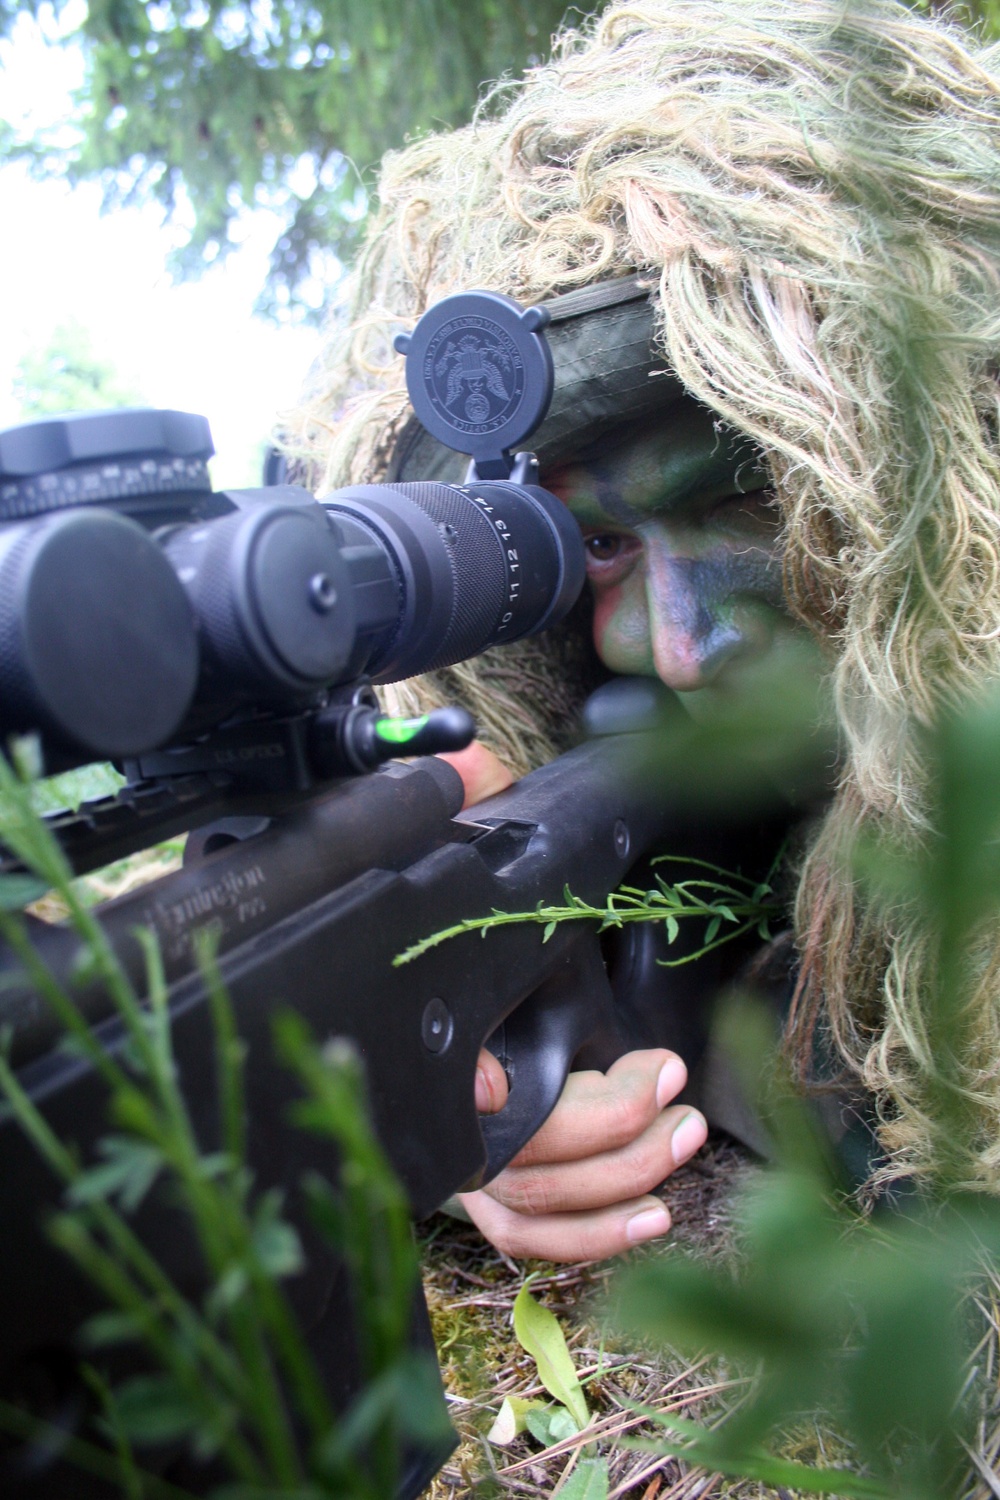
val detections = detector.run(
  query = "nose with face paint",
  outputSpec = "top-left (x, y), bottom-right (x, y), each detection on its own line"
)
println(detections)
top-left (627, 519), bottom-right (786, 691)
top-left (543, 401), bottom-right (787, 703)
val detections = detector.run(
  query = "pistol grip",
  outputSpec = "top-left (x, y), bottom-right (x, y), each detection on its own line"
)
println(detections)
top-left (478, 935), bottom-right (622, 1183)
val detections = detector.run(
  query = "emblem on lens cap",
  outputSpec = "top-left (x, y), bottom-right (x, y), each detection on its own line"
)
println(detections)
top-left (394, 291), bottom-right (553, 479)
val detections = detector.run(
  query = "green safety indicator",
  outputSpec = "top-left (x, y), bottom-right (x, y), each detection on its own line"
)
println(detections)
top-left (374, 714), bottom-right (429, 745)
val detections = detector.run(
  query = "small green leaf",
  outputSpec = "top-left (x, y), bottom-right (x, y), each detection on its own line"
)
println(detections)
top-left (251, 1218), bottom-right (302, 1278)
top-left (79, 1310), bottom-right (142, 1349)
top-left (191, 1148), bottom-right (225, 1176)
top-left (112, 1375), bottom-right (202, 1443)
top-left (542, 920), bottom-right (557, 942)
top-left (66, 1136), bottom-right (163, 1212)
top-left (665, 914), bottom-right (679, 943)
top-left (560, 1456), bottom-right (610, 1500)
top-left (109, 1086), bottom-right (161, 1140)
top-left (512, 1279), bottom-right (588, 1431)
top-left (252, 1204), bottom-right (304, 1279)
top-left (206, 1263), bottom-right (249, 1320)
top-left (525, 1404), bottom-right (578, 1445)
top-left (704, 914), bottom-right (722, 944)
top-left (487, 1395), bottom-right (550, 1445)
top-left (0, 874), bottom-right (48, 910)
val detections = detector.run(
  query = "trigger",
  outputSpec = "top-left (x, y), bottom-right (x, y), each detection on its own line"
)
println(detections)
top-left (484, 1021), bottom-right (512, 1086)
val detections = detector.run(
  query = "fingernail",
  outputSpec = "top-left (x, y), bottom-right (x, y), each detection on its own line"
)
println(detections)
top-left (656, 1056), bottom-right (687, 1109)
top-left (671, 1111), bottom-right (708, 1165)
top-left (474, 1066), bottom-right (492, 1112)
top-left (626, 1204), bottom-right (672, 1244)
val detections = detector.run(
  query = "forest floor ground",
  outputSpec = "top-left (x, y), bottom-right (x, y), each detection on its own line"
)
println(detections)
top-left (420, 1134), bottom-right (1000, 1500)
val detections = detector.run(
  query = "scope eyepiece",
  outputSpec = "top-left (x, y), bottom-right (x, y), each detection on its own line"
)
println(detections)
top-left (323, 476), bottom-right (583, 683)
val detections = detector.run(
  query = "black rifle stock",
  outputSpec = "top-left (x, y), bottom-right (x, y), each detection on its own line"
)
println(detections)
top-left (0, 727), bottom-right (774, 1497)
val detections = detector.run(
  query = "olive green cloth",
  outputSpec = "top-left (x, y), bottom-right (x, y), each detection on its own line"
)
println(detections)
top-left (387, 276), bottom-right (680, 484)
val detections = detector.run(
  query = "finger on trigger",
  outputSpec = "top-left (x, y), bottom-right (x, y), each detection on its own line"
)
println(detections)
top-left (474, 1048), bottom-right (509, 1113)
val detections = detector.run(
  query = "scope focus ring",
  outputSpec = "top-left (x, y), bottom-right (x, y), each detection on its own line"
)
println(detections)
top-left (322, 476), bottom-right (584, 682)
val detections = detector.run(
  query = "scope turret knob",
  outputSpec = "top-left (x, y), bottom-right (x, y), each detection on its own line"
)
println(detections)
top-left (0, 409), bottom-right (214, 520)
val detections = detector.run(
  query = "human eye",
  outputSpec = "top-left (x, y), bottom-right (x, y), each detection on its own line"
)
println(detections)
top-left (581, 529), bottom-right (642, 582)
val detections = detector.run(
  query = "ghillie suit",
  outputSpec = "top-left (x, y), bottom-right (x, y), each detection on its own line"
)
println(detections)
top-left (287, 0), bottom-right (1000, 1194)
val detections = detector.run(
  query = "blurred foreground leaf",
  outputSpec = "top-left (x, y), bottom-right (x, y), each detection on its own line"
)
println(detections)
top-left (0, 748), bottom-right (449, 1495)
top-left (611, 997), bottom-right (998, 1498)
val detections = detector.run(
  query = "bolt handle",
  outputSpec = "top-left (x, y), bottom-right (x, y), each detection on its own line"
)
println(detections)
top-left (371, 707), bottom-right (476, 759)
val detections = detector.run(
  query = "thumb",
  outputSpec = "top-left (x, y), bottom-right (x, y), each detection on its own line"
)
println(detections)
top-left (437, 740), bottom-right (515, 809)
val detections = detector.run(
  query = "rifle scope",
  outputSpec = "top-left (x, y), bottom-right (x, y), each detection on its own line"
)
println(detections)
top-left (0, 294), bottom-right (584, 772)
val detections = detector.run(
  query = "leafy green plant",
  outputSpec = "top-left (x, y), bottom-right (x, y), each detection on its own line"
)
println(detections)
top-left (609, 1009), bottom-right (1000, 1498)
top-left (603, 688), bottom-right (1000, 1498)
top-left (488, 1277), bottom-right (610, 1499)
top-left (394, 854), bottom-right (779, 968)
top-left (0, 751), bottom-right (449, 1497)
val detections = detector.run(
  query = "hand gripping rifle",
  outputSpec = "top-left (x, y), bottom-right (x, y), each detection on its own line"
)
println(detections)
top-left (0, 295), bottom-right (782, 1497)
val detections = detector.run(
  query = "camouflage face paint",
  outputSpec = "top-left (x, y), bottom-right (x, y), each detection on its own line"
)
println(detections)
top-left (544, 401), bottom-right (796, 715)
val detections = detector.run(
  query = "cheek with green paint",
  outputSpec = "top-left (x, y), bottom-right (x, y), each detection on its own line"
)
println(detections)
top-left (544, 403), bottom-right (791, 703)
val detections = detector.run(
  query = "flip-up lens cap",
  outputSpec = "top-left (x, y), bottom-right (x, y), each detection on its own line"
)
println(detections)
top-left (393, 291), bottom-right (554, 479)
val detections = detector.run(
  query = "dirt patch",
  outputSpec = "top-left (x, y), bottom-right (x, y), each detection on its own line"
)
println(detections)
top-left (420, 1134), bottom-right (770, 1499)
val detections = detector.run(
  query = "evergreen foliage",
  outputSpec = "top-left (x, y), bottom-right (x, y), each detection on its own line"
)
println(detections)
top-left (3, 2), bottom-right (999, 319)
top-left (3, 0), bottom-right (572, 319)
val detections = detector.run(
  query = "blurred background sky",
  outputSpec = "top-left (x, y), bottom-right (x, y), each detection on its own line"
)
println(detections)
top-left (0, 7), bottom-right (320, 488)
